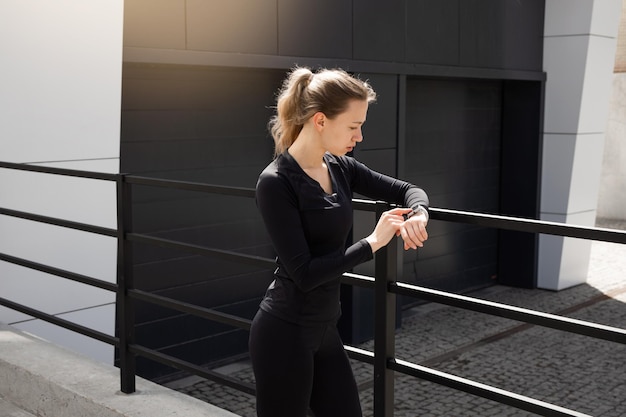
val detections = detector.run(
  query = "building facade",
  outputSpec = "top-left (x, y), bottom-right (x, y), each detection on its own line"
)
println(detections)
top-left (0, 0), bottom-right (622, 380)
top-left (597, 0), bottom-right (626, 222)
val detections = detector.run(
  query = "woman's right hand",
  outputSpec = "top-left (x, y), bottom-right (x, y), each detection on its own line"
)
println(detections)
top-left (365, 208), bottom-right (413, 253)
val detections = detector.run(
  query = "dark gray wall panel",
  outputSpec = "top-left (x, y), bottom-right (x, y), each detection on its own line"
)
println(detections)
top-left (121, 64), bottom-right (280, 183)
top-left (356, 73), bottom-right (399, 152)
top-left (498, 80), bottom-right (543, 287)
top-left (353, 0), bottom-right (405, 62)
top-left (186, 0), bottom-right (278, 54)
top-left (120, 64), bottom-right (282, 379)
top-left (135, 325), bottom-right (251, 380)
top-left (403, 77), bottom-right (502, 294)
top-left (460, 0), bottom-right (544, 71)
top-left (124, 0), bottom-right (545, 76)
top-left (120, 0), bottom-right (546, 374)
top-left (354, 149), bottom-right (397, 180)
top-left (123, 0), bottom-right (186, 49)
top-left (278, 0), bottom-right (352, 58)
top-left (121, 139), bottom-right (270, 183)
top-left (406, 0), bottom-right (460, 65)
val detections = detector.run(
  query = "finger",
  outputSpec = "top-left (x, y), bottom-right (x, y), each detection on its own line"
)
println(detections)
top-left (415, 221), bottom-right (429, 242)
top-left (403, 223), bottom-right (426, 249)
top-left (398, 226), bottom-right (408, 245)
top-left (407, 218), bottom-right (429, 242)
top-left (408, 223), bottom-right (426, 243)
top-left (400, 226), bottom-right (420, 250)
top-left (388, 207), bottom-right (413, 218)
top-left (382, 210), bottom-right (408, 221)
top-left (389, 207), bottom-right (413, 214)
top-left (421, 227), bottom-right (428, 242)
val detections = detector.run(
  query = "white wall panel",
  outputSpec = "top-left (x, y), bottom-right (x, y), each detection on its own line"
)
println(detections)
top-left (538, 211), bottom-right (595, 290)
top-left (0, 0), bottom-right (124, 364)
top-left (540, 0), bottom-right (621, 290)
top-left (0, 261), bottom-right (115, 323)
top-left (578, 36), bottom-right (619, 132)
top-left (590, 0), bottom-right (624, 36)
top-left (0, 0), bottom-right (123, 163)
top-left (567, 133), bottom-right (606, 213)
top-left (32, 159), bottom-right (120, 174)
top-left (543, 36), bottom-right (588, 133)
top-left (544, 0), bottom-right (593, 36)
top-left (0, 169), bottom-right (117, 229)
top-left (14, 303), bottom-right (116, 365)
top-left (540, 133), bottom-right (576, 214)
top-left (541, 133), bottom-right (607, 215)
top-left (0, 217), bottom-right (117, 283)
top-left (545, 0), bottom-right (620, 37)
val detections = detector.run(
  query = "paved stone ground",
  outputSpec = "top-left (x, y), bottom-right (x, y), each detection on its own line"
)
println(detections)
top-left (168, 219), bottom-right (626, 417)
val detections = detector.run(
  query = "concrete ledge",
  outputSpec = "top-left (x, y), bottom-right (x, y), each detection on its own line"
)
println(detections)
top-left (0, 323), bottom-right (238, 417)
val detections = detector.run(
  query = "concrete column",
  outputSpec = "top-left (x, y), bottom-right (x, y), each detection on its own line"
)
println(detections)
top-left (0, 1), bottom-right (124, 363)
top-left (597, 0), bottom-right (626, 221)
top-left (539, 0), bottom-right (622, 290)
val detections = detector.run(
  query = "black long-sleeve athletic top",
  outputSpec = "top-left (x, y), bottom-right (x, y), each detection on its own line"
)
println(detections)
top-left (255, 151), bottom-right (429, 325)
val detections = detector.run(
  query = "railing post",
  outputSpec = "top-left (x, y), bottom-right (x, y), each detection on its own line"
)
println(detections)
top-left (373, 201), bottom-right (397, 417)
top-left (116, 174), bottom-right (136, 393)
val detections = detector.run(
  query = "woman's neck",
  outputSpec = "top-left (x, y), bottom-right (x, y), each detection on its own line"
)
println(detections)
top-left (288, 130), bottom-right (326, 169)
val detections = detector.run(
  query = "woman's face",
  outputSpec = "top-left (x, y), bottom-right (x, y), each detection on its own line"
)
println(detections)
top-left (321, 99), bottom-right (369, 156)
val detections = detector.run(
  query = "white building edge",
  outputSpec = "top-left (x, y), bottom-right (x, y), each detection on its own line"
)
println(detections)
top-left (1, 1), bottom-right (124, 364)
top-left (0, 0), bottom-right (624, 365)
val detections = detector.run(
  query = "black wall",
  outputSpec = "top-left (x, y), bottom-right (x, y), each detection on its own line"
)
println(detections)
top-left (404, 78), bottom-right (503, 293)
top-left (121, 0), bottom-right (545, 378)
top-left (120, 66), bottom-right (282, 378)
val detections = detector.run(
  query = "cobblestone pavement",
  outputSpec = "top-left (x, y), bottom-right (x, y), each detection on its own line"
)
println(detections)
top-left (167, 220), bottom-right (626, 417)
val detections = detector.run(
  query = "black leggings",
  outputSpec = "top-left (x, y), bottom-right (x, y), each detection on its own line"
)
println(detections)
top-left (248, 309), bottom-right (362, 417)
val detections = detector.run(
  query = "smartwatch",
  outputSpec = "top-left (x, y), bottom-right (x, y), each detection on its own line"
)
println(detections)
top-left (407, 204), bottom-right (429, 222)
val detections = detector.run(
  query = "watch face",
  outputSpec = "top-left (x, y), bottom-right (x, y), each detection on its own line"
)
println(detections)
top-left (410, 205), bottom-right (428, 221)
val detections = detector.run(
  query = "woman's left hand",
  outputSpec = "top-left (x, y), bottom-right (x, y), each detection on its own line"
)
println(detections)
top-left (398, 213), bottom-right (428, 250)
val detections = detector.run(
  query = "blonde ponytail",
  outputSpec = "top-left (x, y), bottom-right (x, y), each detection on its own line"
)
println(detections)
top-left (268, 67), bottom-right (377, 157)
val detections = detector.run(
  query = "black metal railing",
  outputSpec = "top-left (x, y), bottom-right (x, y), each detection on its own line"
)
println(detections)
top-left (0, 161), bottom-right (120, 349)
top-left (1, 160), bottom-right (626, 417)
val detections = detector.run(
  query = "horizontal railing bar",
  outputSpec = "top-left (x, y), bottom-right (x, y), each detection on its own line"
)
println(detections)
top-left (0, 252), bottom-right (117, 292)
top-left (0, 161), bottom-right (118, 181)
top-left (127, 233), bottom-right (275, 269)
top-left (0, 207), bottom-right (118, 237)
top-left (128, 235), bottom-right (377, 287)
top-left (128, 289), bottom-right (252, 330)
top-left (130, 344), bottom-right (256, 396)
top-left (341, 272), bottom-right (375, 288)
top-left (125, 175), bottom-right (256, 198)
top-left (429, 208), bottom-right (626, 244)
top-left (1, 165), bottom-right (623, 414)
top-left (352, 198), bottom-right (380, 211)
top-left (392, 282), bottom-right (626, 344)
top-left (0, 297), bottom-right (118, 346)
top-left (345, 345), bottom-right (375, 364)
top-left (345, 346), bottom-right (590, 417)
top-left (389, 358), bottom-right (592, 417)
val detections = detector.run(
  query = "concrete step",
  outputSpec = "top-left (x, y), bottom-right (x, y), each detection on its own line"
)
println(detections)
top-left (0, 397), bottom-right (37, 417)
top-left (0, 323), bottom-right (238, 417)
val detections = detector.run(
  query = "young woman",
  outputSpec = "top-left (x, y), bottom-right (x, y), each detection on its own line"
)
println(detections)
top-left (249, 67), bottom-right (429, 417)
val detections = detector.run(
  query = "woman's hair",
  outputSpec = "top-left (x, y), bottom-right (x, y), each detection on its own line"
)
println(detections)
top-left (269, 67), bottom-right (377, 156)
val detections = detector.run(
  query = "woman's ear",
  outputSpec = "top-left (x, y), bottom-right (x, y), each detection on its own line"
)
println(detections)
top-left (312, 112), bottom-right (325, 131)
